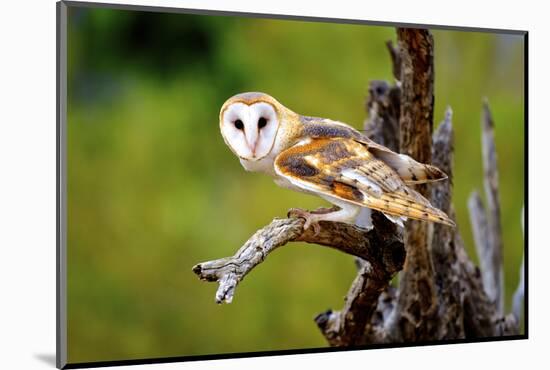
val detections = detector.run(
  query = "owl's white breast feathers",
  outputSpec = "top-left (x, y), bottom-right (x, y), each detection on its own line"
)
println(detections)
top-left (239, 155), bottom-right (277, 175)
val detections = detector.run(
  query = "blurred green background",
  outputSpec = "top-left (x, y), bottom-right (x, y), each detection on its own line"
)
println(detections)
top-left (66, 5), bottom-right (525, 363)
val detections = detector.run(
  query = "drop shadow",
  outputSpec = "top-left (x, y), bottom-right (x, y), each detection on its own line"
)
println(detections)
top-left (34, 353), bottom-right (56, 367)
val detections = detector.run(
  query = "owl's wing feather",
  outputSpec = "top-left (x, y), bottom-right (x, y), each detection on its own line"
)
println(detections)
top-left (274, 137), bottom-right (454, 226)
top-left (301, 117), bottom-right (448, 184)
top-left (366, 141), bottom-right (448, 184)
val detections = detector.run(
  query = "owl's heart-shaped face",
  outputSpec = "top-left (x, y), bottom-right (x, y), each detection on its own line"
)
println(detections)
top-left (220, 101), bottom-right (280, 161)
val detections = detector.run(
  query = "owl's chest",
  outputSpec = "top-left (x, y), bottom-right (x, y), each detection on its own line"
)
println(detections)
top-left (240, 155), bottom-right (311, 194)
top-left (239, 155), bottom-right (277, 176)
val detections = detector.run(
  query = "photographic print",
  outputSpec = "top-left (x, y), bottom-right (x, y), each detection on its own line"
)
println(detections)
top-left (57, 1), bottom-right (526, 367)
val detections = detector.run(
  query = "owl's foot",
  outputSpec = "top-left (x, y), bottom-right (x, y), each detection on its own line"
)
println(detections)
top-left (288, 203), bottom-right (362, 235)
top-left (288, 208), bottom-right (323, 235)
top-left (288, 206), bottom-right (341, 235)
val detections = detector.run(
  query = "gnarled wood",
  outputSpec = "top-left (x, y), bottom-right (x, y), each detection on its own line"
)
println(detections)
top-left (193, 213), bottom-right (404, 304)
top-left (386, 40), bottom-right (402, 81)
top-left (314, 212), bottom-right (402, 346)
top-left (468, 191), bottom-right (490, 272)
top-left (481, 100), bottom-right (505, 313)
top-left (430, 109), bottom-right (466, 339)
top-left (364, 80), bottom-right (401, 153)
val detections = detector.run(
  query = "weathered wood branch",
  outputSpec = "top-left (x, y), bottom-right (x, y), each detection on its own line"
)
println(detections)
top-left (364, 80), bottom-right (401, 152)
top-left (385, 40), bottom-right (402, 81)
top-left (193, 213), bottom-right (404, 304)
top-left (468, 191), bottom-right (490, 268)
top-left (429, 109), bottom-right (466, 339)
top-left (431, 108), bottom-right (454, 224)
top-left (467, 101), bottom-right (505, 313)
top-left (460, 101), bottom-right (521, 337)
top-left (481, 100), bottom-right (505, 314)
top-left (192, 218), bottom-right (302, 304)
top-left (387, 28), bottom-right (437, 342)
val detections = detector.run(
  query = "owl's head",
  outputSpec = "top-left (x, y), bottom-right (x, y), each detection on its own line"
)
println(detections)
top-left (219, 92), bottom-right (284, 161)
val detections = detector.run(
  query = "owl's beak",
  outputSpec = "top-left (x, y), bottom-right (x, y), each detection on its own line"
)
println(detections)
top-left (249, 142), bottom-right (258, 158)
top-left (245, 131), bottom-right (259, 159)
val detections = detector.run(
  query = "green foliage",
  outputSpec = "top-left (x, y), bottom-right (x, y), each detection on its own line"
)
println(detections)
top-left (66, 6), bottom-right (524, 363)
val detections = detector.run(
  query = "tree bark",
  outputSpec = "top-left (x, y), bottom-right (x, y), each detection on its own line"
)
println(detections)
top-left (386, 28), bottom-right (437, 342)
top-left (480, 100), bottom-right (505, 313)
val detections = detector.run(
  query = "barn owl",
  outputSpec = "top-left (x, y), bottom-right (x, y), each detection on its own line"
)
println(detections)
top-left (219, 92), bottom-right (454, 232)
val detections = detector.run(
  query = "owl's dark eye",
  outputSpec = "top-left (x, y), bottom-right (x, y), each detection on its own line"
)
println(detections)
top-left (258, 117), bottom-right (267, 129)
top-left (234, 119), bottom-right (244, 130)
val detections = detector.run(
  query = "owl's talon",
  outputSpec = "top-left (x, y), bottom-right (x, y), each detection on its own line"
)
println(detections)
top-left (287, 208), bottom-right (308, 219)
top-left (309, 220), bottom-right (322, 236)
top-left (287, 208), bottom-right (301, 219)
top-left (303, 216), bottom-right (321, 236)
top-left (288, 208), bottom-right (323, 235)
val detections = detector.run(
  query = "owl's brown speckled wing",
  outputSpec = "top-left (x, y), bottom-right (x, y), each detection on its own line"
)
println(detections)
top-left (274, 137), bottom-right (454, 226)
top-left (299, 116), bottom-right (448, 185)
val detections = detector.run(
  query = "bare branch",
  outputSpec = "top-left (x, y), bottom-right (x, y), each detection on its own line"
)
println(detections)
top-left (431, 108), bottom-right (454, 218)
top-left (193, 214), bottom-right (404, 304)
top-left (385, 40), bottom-right (402, 81)
top-left (363, 39), bottom-right (402, 152)
top-left (482, 100), bottom-right (504, 313)
top-left (364, 80), bottom-right (401, 152)
top-left (429, 108), bottom-right (466, 339)
top-left (468, 190), bottom-right (499, 310)
top-left (468, 191), bottom-right (490, 267)
top-left (462, 100), bottom-right (508, 326)
top-left (192, 218), bottom-right (302, 304)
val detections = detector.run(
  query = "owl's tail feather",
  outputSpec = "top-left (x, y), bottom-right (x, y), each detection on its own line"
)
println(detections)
top-left (368, 144), bottom-right (448, 184)
top-left (361, 191), bottom-right (455, 227)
